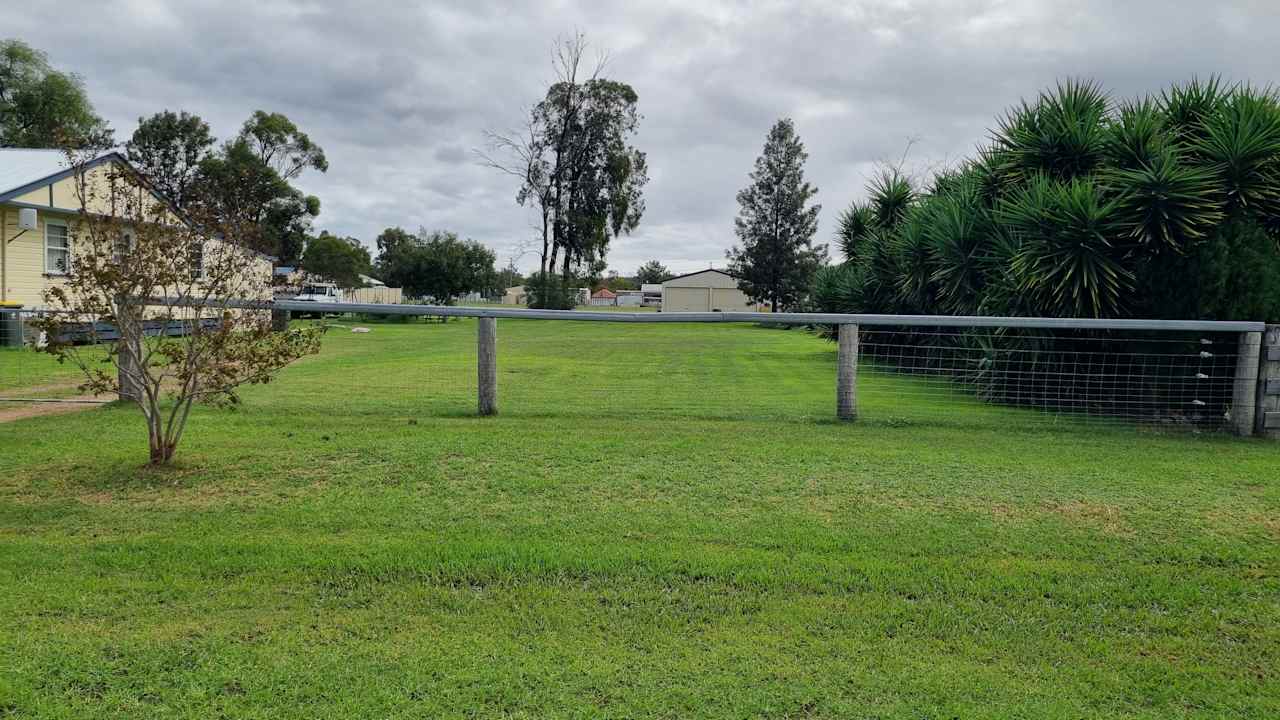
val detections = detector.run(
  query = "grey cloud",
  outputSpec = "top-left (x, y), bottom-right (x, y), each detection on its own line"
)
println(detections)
top-left (6, 0), bottom-right (1280, 275)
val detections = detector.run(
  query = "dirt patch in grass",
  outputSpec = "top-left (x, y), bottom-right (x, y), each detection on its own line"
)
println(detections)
top-left (0, 378), bottom-right (108, 424)
top-left (1044, 499), bottom-right (1132, 535)
top-left (0, 400), bottom-right (102, 424)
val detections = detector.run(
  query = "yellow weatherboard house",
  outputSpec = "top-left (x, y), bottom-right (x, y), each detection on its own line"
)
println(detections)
top-left (0, 148), bottom-right (273, 309)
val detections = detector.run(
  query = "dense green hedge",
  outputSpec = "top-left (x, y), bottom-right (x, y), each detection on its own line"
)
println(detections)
top-left (815, 78), bottom-right (1280, 322)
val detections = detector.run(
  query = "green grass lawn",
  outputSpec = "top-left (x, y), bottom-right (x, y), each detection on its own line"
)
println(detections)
top-left (1, 319), bottom-right (1277, 718)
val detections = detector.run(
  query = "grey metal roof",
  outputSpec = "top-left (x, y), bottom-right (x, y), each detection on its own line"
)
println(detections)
top-left (0, 149), bottom-right (75, 198)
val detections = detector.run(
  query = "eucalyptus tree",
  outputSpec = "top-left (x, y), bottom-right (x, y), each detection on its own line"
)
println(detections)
top-left (481, 34), bottom-right (647, 308)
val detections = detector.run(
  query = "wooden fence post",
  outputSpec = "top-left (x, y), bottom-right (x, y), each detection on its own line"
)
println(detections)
top-left (271, 308), bottom-right (290, 332)
top-left (116, 297), bottom-right (143, 402)
top-left (477, 317), bottom-right (497, 416)
top-left (1232, 331), bottom-right (1262, 436)
top-left (1257, 324), bottom-right (1280, 439)
top-left (837, 323), bottom-right (858, 422)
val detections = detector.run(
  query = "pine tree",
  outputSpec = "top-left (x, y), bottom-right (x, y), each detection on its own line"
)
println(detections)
top-left (727, 118), bottom-right (826, 311)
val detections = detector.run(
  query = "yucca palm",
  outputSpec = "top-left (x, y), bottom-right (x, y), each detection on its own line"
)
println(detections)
top-left (1196, 85), bottom-right (1280, 220)
top-left (835, 201), bottom-right (874, 259)
top-left (1159, 76), bottom-right (1227, 150)
top-left (993, 79), bottom-right (1109, 183)
top-left (1105, 148), bottom-right (1223, 249)
top-left (817, 75), bottom-right (1280, 324)
top-left (890, 209), bottom-right (934, 313)
top-left (810, 263), bottom-right (861, 314)
top-left (853, 228), bottom-right (900, 312)
top-left (1103, 98), bottom-right (1168, 169)
top-left (868, 168), bottom-right (914, 230)
top-left (922, 180), bottom-right (992, 314)
top-left (1002, 176), bottom-right (1133, 317)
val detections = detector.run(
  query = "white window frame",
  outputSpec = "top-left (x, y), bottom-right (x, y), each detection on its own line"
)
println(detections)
top-left (44, 219), bottom-right (71, 276)
top-left (189, 240), bottom-right (205, 280)
top-left (113, 229), bottom-right (134, 265)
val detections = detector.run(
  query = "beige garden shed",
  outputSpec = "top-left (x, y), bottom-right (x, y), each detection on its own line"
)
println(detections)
top-left (660, 269), bottom-right (756, 312)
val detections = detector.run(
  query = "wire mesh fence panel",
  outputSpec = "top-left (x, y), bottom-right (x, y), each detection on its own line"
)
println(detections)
top-left (248, 318), bottom-right (834, 422)
top-left (0, 310), bottom-right (110, 405)
top-left (856, 326), bottom-right (1243, 430)
top-left (4, 300), bottom-right (1261, 435)
top-left (227, 314), bottom-right (1255, 434)
top-left (496, 320), bottom-right (832, 421)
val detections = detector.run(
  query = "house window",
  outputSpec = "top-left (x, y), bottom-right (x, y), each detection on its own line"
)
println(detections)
top-left (113, 230), bottom-right (134, 264)
top-left (45, 221), bottom-right (71, 275)
top-left (189, 241), bottom-right (205, 280)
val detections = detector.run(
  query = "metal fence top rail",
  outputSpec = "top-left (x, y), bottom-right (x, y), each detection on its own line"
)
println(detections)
top-left (143, 297), bottom-right (1267, 333)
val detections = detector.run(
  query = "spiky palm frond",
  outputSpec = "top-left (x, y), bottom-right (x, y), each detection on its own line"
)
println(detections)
top-left (889, 210), bottom-right (934, 313)
top-left (1000, 176), bottom-right (1133, 317)
top-left (922, 180), bottom-right (993, 315)
top-left (1104, 98), bottom-right (1168, 169)
top-left (975, 228), bottom-right (1034, 317)
top-left (835, 201), bottom-right (874, 259)
top-left (868, 168), bottom-right (914, 230)
top-left (853, 228), bottom-right (899, 313)
top-left (1159, 75), bottom-right (1228, 150)
top-left (993, 79), bottom-right (1110, 182)
top-left (810, 263), bottom-right (861, 314)
top-left (1195, 84), bottom-right (1280, 220)
top-left (1105, 148), bottom-right (1224, 250)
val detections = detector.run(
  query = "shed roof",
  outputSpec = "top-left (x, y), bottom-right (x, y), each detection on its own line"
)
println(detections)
top-left (661, 268), bottom-right (738, 285)
top-left (592, 287), bottom-right (617, 298)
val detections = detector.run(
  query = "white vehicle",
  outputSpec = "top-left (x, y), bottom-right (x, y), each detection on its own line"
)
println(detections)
top-left (292, 283), bottom-right (345, 316)
top-left (295, 283), bottom-right (345, 303)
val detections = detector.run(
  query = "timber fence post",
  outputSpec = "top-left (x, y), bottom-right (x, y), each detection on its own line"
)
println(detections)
top-left (1232, 330), bottom-right (1262, 436)
top-left (271, 308), bottom-right (291, 332)
top-left (1257, 324), bottom-right (1280, 439)
top-left (477, 317), bottom-right (497, 416)
top-left (116, 297), bottom-right (143, 402)
top-left (837, 323), bottom-right (858, 422)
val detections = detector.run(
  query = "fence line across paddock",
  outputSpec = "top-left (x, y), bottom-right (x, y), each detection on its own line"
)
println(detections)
top-left (249, 299), bottom-right (1277, 436)
top-left (4, 298), bottom-right (1279, 437)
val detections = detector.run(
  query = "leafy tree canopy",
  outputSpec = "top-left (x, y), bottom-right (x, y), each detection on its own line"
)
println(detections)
top-left (238, 110), bottom-right (328, 180)
top-left (484, 35), bottom-right (647, 307)
top-left (376, 230), bottom-right (499, 304)
top-left (126, 110), bottom-right (214, 208)
top-left (0, 39), bottom-right (111, 148)
top-left (189, 113), bottom-right (326, 264)
top-left (635, 260), bottom-right (671, 284)
top-left (301, 231), bottom-right (371, 287)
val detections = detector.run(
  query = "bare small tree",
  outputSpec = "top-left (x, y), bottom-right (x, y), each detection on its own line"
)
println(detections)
top-left (34, 149), bottom-right (323, 464)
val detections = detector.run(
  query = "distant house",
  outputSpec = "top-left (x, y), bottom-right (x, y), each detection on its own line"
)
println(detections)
top-left (660, 268), bottom-right (756, 312)
top-left (0, 149), bottom-right (271, 310)
top-left (589, 287), bottom-right (618, 306)
top-left (503, 285), bottom-right (527, 305)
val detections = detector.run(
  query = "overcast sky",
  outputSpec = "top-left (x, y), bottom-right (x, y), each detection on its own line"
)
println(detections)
top-left (10, 1), bottom-right (1279, 274)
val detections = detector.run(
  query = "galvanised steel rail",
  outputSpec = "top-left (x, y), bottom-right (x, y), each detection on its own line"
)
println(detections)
top-left (147, 298), bottom-right (1268, 333)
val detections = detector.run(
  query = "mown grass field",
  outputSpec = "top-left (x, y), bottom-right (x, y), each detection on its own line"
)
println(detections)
top-left (1, 318), bottom-right (1278, 718)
